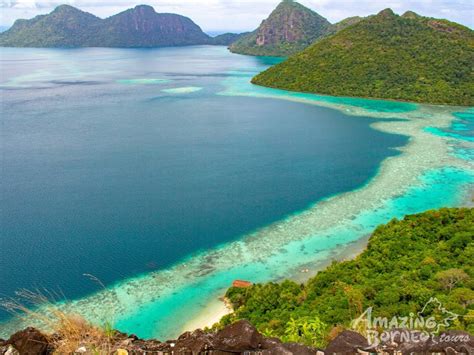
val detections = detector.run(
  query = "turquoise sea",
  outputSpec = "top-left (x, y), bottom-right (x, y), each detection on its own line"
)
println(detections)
top-left (0, 46), bottom-right (472, 339)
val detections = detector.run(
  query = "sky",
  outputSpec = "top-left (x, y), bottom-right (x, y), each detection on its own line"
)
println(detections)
top-left (0, 0), bottom-right (473, 32)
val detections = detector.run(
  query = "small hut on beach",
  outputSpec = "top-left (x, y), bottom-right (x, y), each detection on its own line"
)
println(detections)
top-left (232, 280), bottom-right (253, 288)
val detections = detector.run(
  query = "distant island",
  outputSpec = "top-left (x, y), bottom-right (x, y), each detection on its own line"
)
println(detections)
top-left (0, 4), bottom-right (242, 48)
top-left (229, 0), bottom-right (365, 57)
top-left (229, 0), bottom-right (332, 57)
top-left (1, 2), bottom-right (473, 104)
top-left (0, 0), bottom-right (361, 55)
top-left (252, 9), bottom-right (474, 106)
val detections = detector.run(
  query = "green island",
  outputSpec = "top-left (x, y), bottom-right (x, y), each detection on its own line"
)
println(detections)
top-left (0, 5), bottom-right (240, 48)
top-left (219, 207), bottom-right (474, 347)
top-left (252, 9), bottom-right (474, 106)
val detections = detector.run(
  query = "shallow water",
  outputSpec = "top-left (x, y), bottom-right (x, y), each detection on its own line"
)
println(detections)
top-left (0, 46), bottom-right (472, 339)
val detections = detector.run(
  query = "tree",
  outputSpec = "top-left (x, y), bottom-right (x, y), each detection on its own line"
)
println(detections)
top-left (450, 288), bottom-right (474, 309)
top-left (284, 317), bottom-right (327, 347)
top-left (435, 269), bottom-right (469, 291)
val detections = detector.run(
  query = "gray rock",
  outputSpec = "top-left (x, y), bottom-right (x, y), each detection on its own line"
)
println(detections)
top-left (213, 320), bottom-right (264, 352)
top-left (7, 327), bottom-right (50, 355)
top-left (325, 330), bottom-right (369, 354)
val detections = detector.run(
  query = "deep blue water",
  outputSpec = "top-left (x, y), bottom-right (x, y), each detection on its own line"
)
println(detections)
top-left (0, 46), bottom-right (407, 320)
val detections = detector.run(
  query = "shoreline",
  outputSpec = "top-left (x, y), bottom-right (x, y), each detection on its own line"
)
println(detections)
top-left (181, 233), bottom-right (371, 332)
top-left (180, 297), bottom-right (233, 333)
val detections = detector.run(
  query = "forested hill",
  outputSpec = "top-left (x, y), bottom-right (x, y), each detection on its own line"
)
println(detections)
top-left (0, 4), bottom-right (212, 48)
top-left (220, 207), bottom-right (474, 348)
top-left (252, 9), bottom-right (474, 106)
top-left (210, 32), bottom-right (249, 46)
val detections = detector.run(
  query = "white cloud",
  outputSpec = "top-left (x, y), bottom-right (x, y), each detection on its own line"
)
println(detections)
top-left (0, 0), bottom-right (472, 31)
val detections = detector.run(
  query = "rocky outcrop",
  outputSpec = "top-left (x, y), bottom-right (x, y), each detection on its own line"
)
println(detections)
top-left (324, 330), bottom-right (369, 354)
top-left (4, 328), bottom-right (50, 355)
top-left (94, 5), bottom-right (210, 47)
top-left (375, 329), bottom-right (474, 355)
top-left (1, 321), bottom-right (318, 354)
top-left (324, 329), bottom-right (474, 355)
top-left (2, 323), bottom-right (472, 354)
top-left (173, 329), bottom-right (213, 353)
top-left (230, 0), bottom-right (332, 56)
top-left (213, 319), bottom-right (264, 351)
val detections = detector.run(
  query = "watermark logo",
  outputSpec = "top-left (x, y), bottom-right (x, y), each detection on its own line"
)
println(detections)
top-left (352, 297), bottom-right (463, 348)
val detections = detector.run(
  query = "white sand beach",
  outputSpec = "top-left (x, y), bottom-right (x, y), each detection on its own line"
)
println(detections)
top-left (181, 297), bottom-right (233, 333)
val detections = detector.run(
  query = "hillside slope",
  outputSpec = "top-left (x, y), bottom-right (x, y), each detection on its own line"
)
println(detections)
top-left (91, 5), bottom-right (210, 47)
top-left (0, 5), bottom-right (211, 47)
top-left (221, 207), bottom-right (474, 347)
top-left (0, 5), bottom-right (101, 47)
top-left (210, 32), bottom-right (249, 46)
top-left (230, 0), bottom-right (331, 57)
top-left (252, 9), bottom-right (474, 106)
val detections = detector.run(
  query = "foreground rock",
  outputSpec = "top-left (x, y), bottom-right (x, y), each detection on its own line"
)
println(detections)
top-left (324, 331), bottom-right (369, 354)
top-left (325, 329), bottom-right (473, 355)
top-left (4, 328), bottom-right (50, 355)
top-left (1, 321), bottom-right (318, 354)
top-left (2, 322), bottom-right (472, 354)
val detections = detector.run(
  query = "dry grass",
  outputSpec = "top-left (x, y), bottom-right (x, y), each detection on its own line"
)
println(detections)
top-left (1, 289), bottom-right (117, 354)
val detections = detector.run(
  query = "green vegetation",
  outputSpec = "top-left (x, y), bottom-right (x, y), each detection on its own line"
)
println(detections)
top-left (220, 208), bottom-right (474, 347)
top-left (252, 9), bottom-right (474, 106)
top-left (328, 16), bottom-right (364, 34)
top-left (0, 4), bottom-right (212, 48)
top-left (210, 32), bottom-right (249, 46)
top-left (0, 5), bottom-right (102, 47)
top-left (230, 0), bottom-right (331, 57)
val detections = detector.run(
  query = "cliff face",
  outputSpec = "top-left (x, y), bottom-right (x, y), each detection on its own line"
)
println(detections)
top-left (0, 5), bottom-right (211, 48)
top-left (255, 0), bottom-right (330, 46)
top-left (94, 5), bottom-right (211, 47)
top-left (230, 0), bottom-right (331, 57)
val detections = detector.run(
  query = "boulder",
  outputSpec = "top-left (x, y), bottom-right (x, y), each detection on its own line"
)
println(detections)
top-left (261, 337), bottom-right (283, 349)
top-left (280, 342), bottom-right (319, 354)
top-left (213, 320), bottom-right (264, 352)
top-left (261, 337), bottom-right (318, 354)
top-left (429, 330), bottom-right (473, 353)
top-left (7, 328), bottom-right (50, 355)
top-left (324, 330), bottom-right (369, 354)
top-left (377, 329), bottom-right (430, 353)
top-left (174, 329), bottom-right (214, 353)
top-left (375, 329), bottom-right (473, 354)
top-left (130, 339), bottom-right (166, 352)
top-left (261, 344), bottom-right (294, 354)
